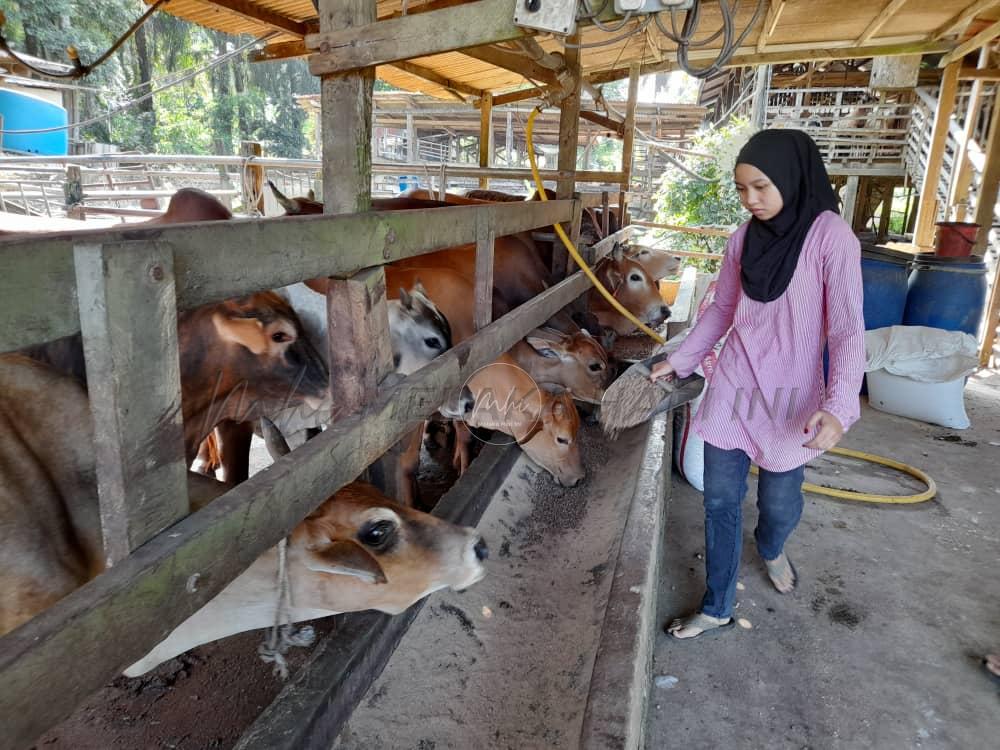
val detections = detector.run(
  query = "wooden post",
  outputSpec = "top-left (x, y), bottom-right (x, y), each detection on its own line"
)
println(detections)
top-left (974, 82), bottom-right (1000, 366)
top-left (914, 61), bottom-right (961, 247)
top-left (949, 47), bottom-right (990, 220)
top-left (505, 110), bottom-right (513, 166)
top-left (601, 190), bottom-right (610, 237)
top-left (74, 241), bottom-right (188, 564)
top-left (479, 92), bottom-right (493, 189)
top-left (406, 113), bottom-right (416, 163)
top-left (841, 175), bottom-right (860, 229)
top-left (619, 63), bottom-right (641, 225)
top-left (877, 182), bottom-right (894, 240)
top-left (556, 36), bottom-right (582, 203)
top-left (750, 64), bottom-right (771, 129)
top-left (474, 206), bottom-right (496, 330)
top-left (240, 140), bottom-right (264, 215)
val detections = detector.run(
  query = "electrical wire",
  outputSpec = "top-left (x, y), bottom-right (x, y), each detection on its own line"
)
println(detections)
top-left (0, 32), bottom-right (277, 135)
top-left (564, 14), bottom-right (652, 49)
top-left (0, 0), bottom-right (171, 80)
top-left (650, 0), bottom-right (766, 79)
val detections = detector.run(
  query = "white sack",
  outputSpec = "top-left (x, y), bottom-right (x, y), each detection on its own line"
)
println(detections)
top-left (865, 325), bottom-right (978, 383)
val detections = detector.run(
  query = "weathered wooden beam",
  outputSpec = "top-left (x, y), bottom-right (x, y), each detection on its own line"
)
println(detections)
top-left (479, 92), bottom-right (493, 189)
top-left (474, 207), bottom-right (496, 332)
top-left (756, 0), bottom-right (786, 53)
top-left (307, 0), bottom-right (528, 76)
top-left (0, 200), bottom-right (573, 355)
top-left (554, 33), bottom-right (583, 279)
top-left (460, 43), bottom-right (558, 86)
top-left (233, 441), bottom-right (521, 750)
top-left (200, 0), bottom-right (310, 36)
top-left (914, 61), bottom-right (962, 247)
top-left (388, 60), bottom-right (483, 99)
top-left (949, 48), bottom-right (991, 218)
top-left (251, 39), bottom-right (308, 62)
top-left (960, 67), bottom-right (1000, 79)
top-left (491, 85), bottom-right (550, 106)
top-left (0, 245), bottom-right (605, 750)
top-left (933, 0), bottom-right (1000, 41)
top-left (977, 87), bottom-right (1000, 365)
top-left (619, 64), bottom-right (641, 221)
top-left (73, 241), bottom-right (188, 564)
top-left (856, 0), bottom-right (911, 47)
top-left (939, 18), bottom-right (1000, 67)
top-left (580, 109), bottom-right (625, 136)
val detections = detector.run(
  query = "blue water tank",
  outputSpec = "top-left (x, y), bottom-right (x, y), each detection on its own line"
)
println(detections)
top-left (0, 88), bottom-right (68, 155)
top-left (860, 244), bottom-right (912, 330)
top-left (903, 254), bottom-right (988, 336)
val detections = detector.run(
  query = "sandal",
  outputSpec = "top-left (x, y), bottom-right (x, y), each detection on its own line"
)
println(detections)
top-left (763, 553), bottom-right (798, 594)
top-left (664, 612), bottom-right (735, 640)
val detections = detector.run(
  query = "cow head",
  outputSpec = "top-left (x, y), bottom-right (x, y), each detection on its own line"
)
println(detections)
top-left (625, 244), bottom-right (682, 281)
top-left (293, 481), bottom-right (488, 614)
top-left (522, 328), bottom-right (610, 404)
top-left (521, 386), bottom-right (585, 488)
top-left (592, 244), bottom-right (671, 336)
top-left (389, 282), bottom-right (452, 376)
top-left (268, 180), bottom-right (323, 215)
top-left (178, 292), bottom-right (329, 461)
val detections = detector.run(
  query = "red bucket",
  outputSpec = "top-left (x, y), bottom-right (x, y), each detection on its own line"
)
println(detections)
top-left (934, 221), bottom-right (979, 257)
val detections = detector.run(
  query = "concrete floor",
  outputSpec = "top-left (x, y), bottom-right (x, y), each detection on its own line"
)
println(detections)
top-left (647, 370), bottom-right (1000, 749)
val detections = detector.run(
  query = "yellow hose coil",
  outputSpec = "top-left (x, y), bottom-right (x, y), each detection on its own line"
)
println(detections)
top-left (525, 107), bottom-right (935, 504)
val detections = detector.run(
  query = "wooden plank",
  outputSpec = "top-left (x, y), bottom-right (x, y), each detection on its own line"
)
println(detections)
top-left (307, 0), bottom-right (528, 76)
top-left (460, 44), bottom-right (559, 86)
top-left (632, 220), bottom-right (732, 238)
top-left (200, 0), bottom-right (311, 36)
top-left (0, 199), bottom-right (573, 355)
top-left (233, 441), bottom-right (521, 750)
top-left (619, 64), bottom-right (641, 225)
top-left (0, 254), bottom-right (602, 750)
top-left (977, 85), bottom-right (1000, 365)
top-left (580, 109), bottom-right (625, 136)
top-left (933, 0), bottom-right (1000, 41)
top-left (251, 39), bottom-right (309, 62)
top-left (73, 241), bottom-right (188, 563)
top-left (856, 0), bottom-right (911, 47)
top-left (960, 67), bottom-right (1000, 79)
top-left (949, 47), bottom-right (991, 218)
top-left (388, 60), bottom-right (483, 98)
top-left (474, 206), bottom-right (495, 330)
top-left (479, 92), bottom-right (493, 189)
top-left (757, 0), bottom-right (787, 53)
top-left (939, 18), bottom-right (1000, 67)
top-left (914, 61), bottom-right (962, 247)
top-left (841, 175), bottom-right (861, 229)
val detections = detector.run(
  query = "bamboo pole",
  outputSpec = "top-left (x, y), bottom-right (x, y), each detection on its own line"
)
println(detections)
top-left (914, 61), bottom-right (961, 248)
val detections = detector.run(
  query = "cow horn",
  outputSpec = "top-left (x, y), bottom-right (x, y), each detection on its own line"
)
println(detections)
top-left (260, 416), bottom-right (291, 459)
top-left (267, 180), bottom-right (299, 214)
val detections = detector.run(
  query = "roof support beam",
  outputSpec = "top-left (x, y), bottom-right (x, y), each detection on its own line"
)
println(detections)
top-left (855, 0), bottom-right (911, 47)
top-left (200, 0), bottom-right (310, 36)
top-left (933, 0), bottom-right (1000, 41)
top-left (757, 1), bottom-right (786, 53)
top-left (460, 44), bottom-right (560, 86)
top-left (388, 60), bottom-right (484, 99)
top-left (939, 18), bottom-right (1000, 67)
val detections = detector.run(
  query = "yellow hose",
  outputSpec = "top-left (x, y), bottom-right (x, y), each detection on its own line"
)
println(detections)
top-left (525, 108), bottom-right (934, 504)
top-left (526, 107), bottom-right (665, 344)
top-left (751, 446), bottom-right (936, 504)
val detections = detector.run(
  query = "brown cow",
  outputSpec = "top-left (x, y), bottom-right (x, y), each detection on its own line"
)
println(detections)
top-left (0, 354), bottom-right (488, 675)
top-left (589, 244), bottom-right (671, 337)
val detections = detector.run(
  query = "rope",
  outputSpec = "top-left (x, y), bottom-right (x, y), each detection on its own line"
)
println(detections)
top-left (0, 1), bottom-right (170, 80)
top-left (257, 537), bottom-right (316, 679)
top-left (0, 32), bottom-right (277, 135)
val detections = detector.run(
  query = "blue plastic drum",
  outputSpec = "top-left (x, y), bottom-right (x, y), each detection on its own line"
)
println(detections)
top-left (903, 254), bottom-right (988, 336)
top-left (860, 244), bottom-right (912, 330)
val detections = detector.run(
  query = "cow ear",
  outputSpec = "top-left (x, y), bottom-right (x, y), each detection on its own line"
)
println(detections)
top-left (611, 243), bottom-right (625, 262)
top-left (307, 189), bottom-right (316, 201)
top-left (212, 312), bottom-right (268, 355)
top-left (306, 540), bottom-right (388, 584)
top-left (399, 287), bottom-right (413, 310)
top-left (268, 180), bottom-right (298, 214)
top-left (525, 336), bottom-right (562, 359)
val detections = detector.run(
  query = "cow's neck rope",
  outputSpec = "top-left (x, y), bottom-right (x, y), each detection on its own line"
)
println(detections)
top-left (258, 537), bottom-right (316, 679)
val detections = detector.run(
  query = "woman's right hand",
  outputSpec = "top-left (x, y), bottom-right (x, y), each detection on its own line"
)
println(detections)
top-left (649, 360), bottom-right (675, 382)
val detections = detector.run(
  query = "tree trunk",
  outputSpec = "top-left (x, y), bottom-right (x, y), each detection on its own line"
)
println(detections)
top-left (133, 24), bottom-right (156, 151)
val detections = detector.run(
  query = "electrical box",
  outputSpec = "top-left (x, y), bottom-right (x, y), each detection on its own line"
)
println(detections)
top-left (615, 0), bottom-right (694, 13)
top-left (513, 0), bottom-right (578, 36)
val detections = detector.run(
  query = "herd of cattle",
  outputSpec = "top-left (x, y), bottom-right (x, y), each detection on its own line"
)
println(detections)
top-left (0, 185), bottom-right (678, 677)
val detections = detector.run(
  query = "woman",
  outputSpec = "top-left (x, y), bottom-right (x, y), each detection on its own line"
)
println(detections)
top-left (650, 129), bottom-right (865, 640)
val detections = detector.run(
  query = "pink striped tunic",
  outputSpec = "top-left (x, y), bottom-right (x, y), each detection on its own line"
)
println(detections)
top-left (667, 210), bottom-right (866, 472)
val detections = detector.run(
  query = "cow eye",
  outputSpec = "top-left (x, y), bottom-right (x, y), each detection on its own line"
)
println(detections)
top-left (556, 436), bottom-right (570, 445)
top-left (271, 331), bottom-right (291, 343)
top-left (358, 519), bottom-right (396, 548)
top-left (629, 274), bottom-right (642, 282)
top-left (424, 336), bottom-right (443, 350)
top-left (589, 362), bottom-right (604, 372)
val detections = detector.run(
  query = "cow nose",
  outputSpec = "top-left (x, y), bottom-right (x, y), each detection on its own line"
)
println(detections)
top-left (660, 305), bottom-right (671, 320)
top-left (473, 537), bottom-right (489, 561)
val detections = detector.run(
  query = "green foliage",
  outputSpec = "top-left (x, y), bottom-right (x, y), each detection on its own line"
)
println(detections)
top-left (653, 118), bottom-right (754, 271)
top-left (3, 1), bottom-right (318, 157)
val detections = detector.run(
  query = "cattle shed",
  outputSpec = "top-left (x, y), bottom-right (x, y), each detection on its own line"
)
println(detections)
top-left (1, 2), bottom-right (1000, 750)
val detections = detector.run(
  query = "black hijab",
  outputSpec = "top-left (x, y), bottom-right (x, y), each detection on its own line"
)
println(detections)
top-left (736, 129), bottom-right (839, 302)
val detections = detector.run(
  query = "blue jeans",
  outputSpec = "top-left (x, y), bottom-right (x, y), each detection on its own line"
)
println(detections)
top-left (700, 442), bottom-right (805, 619)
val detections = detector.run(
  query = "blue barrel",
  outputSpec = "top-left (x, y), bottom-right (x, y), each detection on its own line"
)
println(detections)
top-left (903, 254), bottom-right (988, 336)
top-left (0, 89), bottom-right (68, 155)
top-left (861, 244), bottom-right (912, 330)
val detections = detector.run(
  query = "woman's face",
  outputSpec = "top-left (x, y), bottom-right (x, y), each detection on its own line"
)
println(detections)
top-left (734, 163), bottom-right (783, 221)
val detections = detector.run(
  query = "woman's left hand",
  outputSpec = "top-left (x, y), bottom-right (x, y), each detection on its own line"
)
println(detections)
top-left (803, 410), bottom-right (844, 451)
